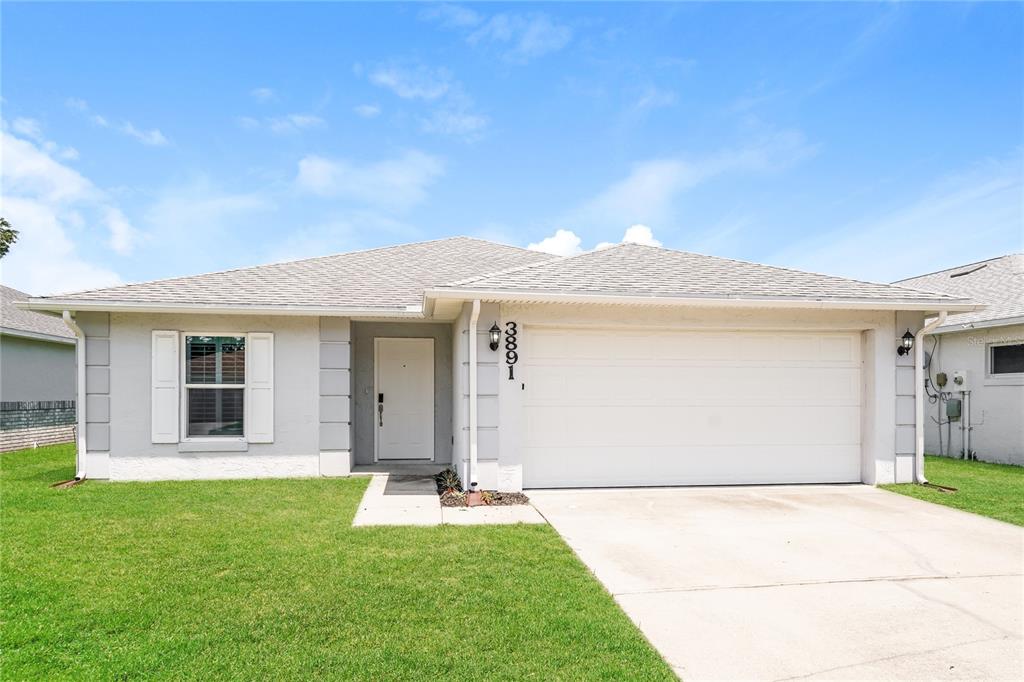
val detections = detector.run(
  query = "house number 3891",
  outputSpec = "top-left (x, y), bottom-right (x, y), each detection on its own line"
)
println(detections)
top-left (505, 321), bottom-right (519, 380)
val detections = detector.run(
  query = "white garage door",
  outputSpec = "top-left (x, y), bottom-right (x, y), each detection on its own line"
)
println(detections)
top-left (522, 327), bottom-right (862, 488)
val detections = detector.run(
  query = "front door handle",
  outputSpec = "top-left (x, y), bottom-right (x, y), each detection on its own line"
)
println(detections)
top-left (378, 402), bottom-right (384, 427)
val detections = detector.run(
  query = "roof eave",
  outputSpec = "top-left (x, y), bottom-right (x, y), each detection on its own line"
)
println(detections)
top-left (19, 299), bottom-right (426, 318)
top-left (930, 314), bottom-right (1024, 334)
top-left (0, 326), bottom-right (77, 344)
top-left (423, 287), bottom-right (981, 313)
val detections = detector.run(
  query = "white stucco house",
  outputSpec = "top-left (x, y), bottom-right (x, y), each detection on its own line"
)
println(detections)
top-left (22, 237), bottom-right (980, 490)
top-left (896, 254), bottom-right (1023, 465)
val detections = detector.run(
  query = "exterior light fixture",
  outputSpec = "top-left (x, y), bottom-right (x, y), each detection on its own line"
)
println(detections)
top-left (489, 323), bottom-right (501, 351)
top-left (897, 329), bottom-right (915, 356)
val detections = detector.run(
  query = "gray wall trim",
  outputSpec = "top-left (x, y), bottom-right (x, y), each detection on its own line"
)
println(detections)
top-left (318, 318), bottom-right (351, 454)
top-left (351, 321), bottom-right (453, 465)
top-left (80, 312), bottom-right (111, 453)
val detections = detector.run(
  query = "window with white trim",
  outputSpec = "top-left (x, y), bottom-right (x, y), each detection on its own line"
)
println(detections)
top-left (184, 335), bottom-right (245, 437)
top-left (990, 342), bottom-right (1024, 376)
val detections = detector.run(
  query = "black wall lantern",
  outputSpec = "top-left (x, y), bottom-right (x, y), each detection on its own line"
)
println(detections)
top-left (897, 328), bottom-right (915, 356)
top-left (488, 323), bottom-right (501, 351)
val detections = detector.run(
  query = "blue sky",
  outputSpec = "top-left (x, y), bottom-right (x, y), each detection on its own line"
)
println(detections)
top-left (1, 2), bottom-right (1021, 295)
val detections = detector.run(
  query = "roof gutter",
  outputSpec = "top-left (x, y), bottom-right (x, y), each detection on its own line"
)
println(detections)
top-left (19, 299), bottom-right (426, 318)
top-left (915, 310), bottom-right (948, 484)
top-left (423, 288), bottom-right (980, 313)
top-left (62, 311), bottom-right (88, 481)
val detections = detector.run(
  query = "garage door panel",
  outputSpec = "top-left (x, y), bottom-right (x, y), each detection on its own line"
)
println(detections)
top-left (522, 327), bottom-right (863, 488)
top-left (523, 445), bottom-right (863, 488)
top-left (525, 404), bottom-right (860, 448)
top-left (528, 366), bottom-right (860, 405)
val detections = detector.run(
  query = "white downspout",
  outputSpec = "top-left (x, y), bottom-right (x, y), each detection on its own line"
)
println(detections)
top-left (915, 310), bottom-right (947, 484)
top-left (468, 299), bottom-right (481, 491)
top-left (63, 311), bottom-right (88, 480)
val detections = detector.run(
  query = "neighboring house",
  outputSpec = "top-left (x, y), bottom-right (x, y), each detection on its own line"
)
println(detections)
top-left (895, 255), bottom-right (1024, 465)
top-left (22, 237), bottom-right (978, 489)
top-left (1, 285), bottom-right (77, 452)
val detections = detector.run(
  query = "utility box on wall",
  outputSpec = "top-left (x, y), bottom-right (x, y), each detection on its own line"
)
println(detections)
top-left (946, 398), bottom-right (962, 421)
top-left (950, 370), bottom-right (969, 392)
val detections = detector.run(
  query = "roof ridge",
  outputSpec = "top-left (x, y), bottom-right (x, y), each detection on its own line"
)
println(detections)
top-left (441, 243), bottom-right (618, 287)
top-left (38, 236), bottom-right (532, 299)
top-left (610, 242), bottom-right (968, 301)
top-left (892, 253), bottom-right (1023, 284)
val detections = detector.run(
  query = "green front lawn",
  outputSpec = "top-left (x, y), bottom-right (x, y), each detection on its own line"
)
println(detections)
top-left (882, 455), bottom-right (1024, 526)
top-left (1, 444), bottom-right (673, 680)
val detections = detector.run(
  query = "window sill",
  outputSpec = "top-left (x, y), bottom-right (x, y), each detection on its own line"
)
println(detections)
top-left (984, 375), bottom-right (1024, 387)
top-left (178, 440), bottom-right (249, 453)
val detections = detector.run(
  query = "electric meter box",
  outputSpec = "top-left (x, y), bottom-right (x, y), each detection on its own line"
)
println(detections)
top-left (950, 370), bottom-right (969, 392)
top-left (946, 398), bottom-right (962, 421)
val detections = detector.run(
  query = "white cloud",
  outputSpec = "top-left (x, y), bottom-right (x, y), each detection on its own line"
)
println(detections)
top-left (67, 98), bottom-right (169, 146)
top-left (118, 121), bottom-right (169, 146)
top-left (237, 113), bottom-right (326, 134)
top-left (267, 114), bottom-right (325, 134)
top-left (295, 150), bottom-right (445, 210)
top-left (5, 117), bottom-right (81, 161)
top-left (0, 130), bottom-right (126, 294)
top-left (105, 207), bottom-right (140, 255)
top-left (11, 117), bottom-right (44, 141)
top-left (250, 87), bottom-right (276, 102)
top-left (528, 229), bottom-right (583, 257)
top-left (563, 129), bottom-right (816, 234)
top-left (364, 62), bottom-right (487, 139)
top-left (596, 224), bottom-right (663, 250)
top-left (631, 86), bottom-right (677, 114)
top-left (468, 12), bottom-right (572, 63)
top-left (369, 63), bottom-right (452, 100)
top-left (769, 155), bottom-right (1024, 283)
top-left (419, 4), bottom-right (483, 29)
top-left (354, 104), bottom-right (381, 118)
top-left (422, 104), bottom-right (488, 137)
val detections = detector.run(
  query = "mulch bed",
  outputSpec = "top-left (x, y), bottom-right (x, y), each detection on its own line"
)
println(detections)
top-left (439, 491), bottom-right (531, 507)
top-left (434, 468), bottom-right (530, 507)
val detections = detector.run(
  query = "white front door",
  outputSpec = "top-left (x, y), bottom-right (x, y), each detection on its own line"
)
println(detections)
top-left (375, 338), bottom-right (434, 460)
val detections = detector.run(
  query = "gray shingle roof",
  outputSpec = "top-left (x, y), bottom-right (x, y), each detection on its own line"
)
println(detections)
top-left (436, 242), bottom-right (973, 305)
top-left (1, 286), bottom-right (75, 341)
top-left (27, 237), bottom-right (976, 315)
top-left (39, 237), bottom-right (556, 311)
top-left (894, 254), bottom-right (1023, 331)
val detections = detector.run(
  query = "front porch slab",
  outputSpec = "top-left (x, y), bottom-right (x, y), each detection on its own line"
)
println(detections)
top-left (351, 469), bottom-right (547, 527)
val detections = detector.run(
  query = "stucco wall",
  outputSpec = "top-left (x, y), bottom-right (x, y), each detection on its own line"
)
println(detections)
top-left (495, 303), bottom-right (917, 488)
top-left (450, 302), bottom-right (501, 488)
top-left (106, 312), bottom-right (320, 480)
top-left (0, 334), bottom-right (76, 402)
top-left (925, 324), bottom-right (1024, 465)
top-left (351, 321), bottom-right (453, 465)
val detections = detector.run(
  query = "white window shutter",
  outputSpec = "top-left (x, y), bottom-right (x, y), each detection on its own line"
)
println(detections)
top-left (247, 332), bottom-right (274, 443)
top-left (151, 330), bottom-right (180, 443)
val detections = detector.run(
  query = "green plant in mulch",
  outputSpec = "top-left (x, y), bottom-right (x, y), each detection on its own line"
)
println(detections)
top-left (434, 467), bottom-right (463, 495)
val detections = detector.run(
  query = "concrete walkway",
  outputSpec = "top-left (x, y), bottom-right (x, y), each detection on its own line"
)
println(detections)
top-left (531, 485), bottom-right (1024, 681)
top-left (351, 472), bottom-right (545, 526)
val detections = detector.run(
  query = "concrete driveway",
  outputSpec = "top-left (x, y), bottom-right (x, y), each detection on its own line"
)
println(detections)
top-left (530, 485), bottom-right (1023, 681)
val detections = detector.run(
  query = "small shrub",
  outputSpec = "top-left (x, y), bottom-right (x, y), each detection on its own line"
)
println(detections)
top-left (434, 468), bottom-right (462, 495)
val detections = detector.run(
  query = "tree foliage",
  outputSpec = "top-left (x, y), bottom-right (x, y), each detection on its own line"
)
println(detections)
top-left (0, 217), bottom-right (17, 259)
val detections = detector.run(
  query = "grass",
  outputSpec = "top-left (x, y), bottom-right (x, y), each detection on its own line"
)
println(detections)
top-left (1, 444), bottom-right (674, 680)
top-left (882, 455), bottom-right (1024, 526)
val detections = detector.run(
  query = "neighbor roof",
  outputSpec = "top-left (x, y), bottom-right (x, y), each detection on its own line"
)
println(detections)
top-left (1, 286), bottom-right (75, 342)
top-left (430, 242), bottom-right (975, 308)
top-left (25, 237), bottom-right (977, 316)
top-left (27, 237), bottom-right (556, 314)
top-left (894, 254), bottom-right (1023, 332)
